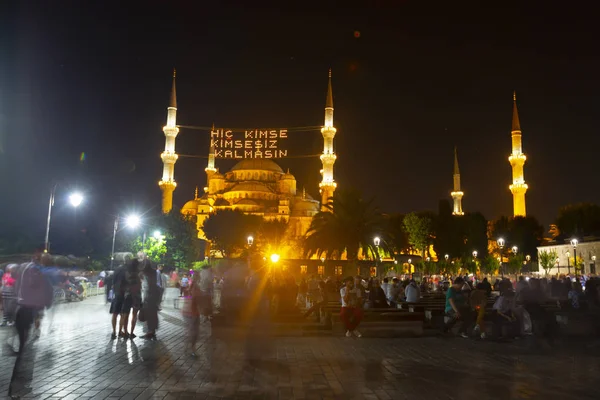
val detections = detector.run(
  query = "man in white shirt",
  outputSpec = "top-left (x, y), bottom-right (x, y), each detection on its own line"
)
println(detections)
top-left (340, 277), bottom-right (363, 338)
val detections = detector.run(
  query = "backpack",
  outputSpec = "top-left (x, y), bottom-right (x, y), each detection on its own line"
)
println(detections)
top-left (17, 263), bottom-right (54, 309)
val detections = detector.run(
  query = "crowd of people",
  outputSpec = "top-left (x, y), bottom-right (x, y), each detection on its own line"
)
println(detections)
top-left (441, 274), bottom-right (600, 340)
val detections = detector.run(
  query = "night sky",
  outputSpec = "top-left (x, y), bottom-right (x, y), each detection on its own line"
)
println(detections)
top-left (1, 2), bottom-right (599, 253)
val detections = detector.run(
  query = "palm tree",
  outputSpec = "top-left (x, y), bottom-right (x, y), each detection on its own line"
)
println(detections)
top-left (303, 189), bottom-right (389, 266)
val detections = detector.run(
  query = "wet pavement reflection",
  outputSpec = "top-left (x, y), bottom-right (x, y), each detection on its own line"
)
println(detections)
top-left (1, 289), bottom-right (599, 399)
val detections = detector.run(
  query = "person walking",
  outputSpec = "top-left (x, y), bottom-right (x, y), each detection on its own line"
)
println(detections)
top-left (124, 259), bottom-right (142, 339)
top-left (180, 274), bottom-right (189, 297)
top-left (1, 264), bottom-right (17, 326)
top-left (340, 277), bottom-right (363, 337)
top-left (141, 262), bottom-right (160, 340)
top-left (109, 261), bottom-right (129, 339)
top-left (198, 265), bottom-right (214, 321)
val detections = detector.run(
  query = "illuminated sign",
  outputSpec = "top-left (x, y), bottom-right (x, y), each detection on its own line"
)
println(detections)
top-left (210, 128), bottom-right (288, 159)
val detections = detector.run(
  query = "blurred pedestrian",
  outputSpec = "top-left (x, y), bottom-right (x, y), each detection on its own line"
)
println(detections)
top-left (1, 264), bottom-right (18, 326)
top-left (141, 261), bottom-right (160, 339)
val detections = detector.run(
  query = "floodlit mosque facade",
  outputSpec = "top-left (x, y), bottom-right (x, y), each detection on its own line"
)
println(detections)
top-left (157, 69), bottom-right (529, 276)
top-left (158, 70), bottom-right (347, 273)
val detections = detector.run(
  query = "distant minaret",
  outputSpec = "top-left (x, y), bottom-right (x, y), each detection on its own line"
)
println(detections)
top-left (451, 147), bottom-right (464, 216)
top-left (158, 69), bottom-right (179, 214)
top-left (204, 138), bottom-right (216, 193)
top-left (319, 69), bottom-right (337, 211)
top-left (508, 91), bottom-right (528, 217)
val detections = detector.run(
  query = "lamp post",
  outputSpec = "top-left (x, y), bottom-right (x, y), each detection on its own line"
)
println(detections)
top-left (556, 257), bottom-right (560, 275)
top-left (44, 185), bottom-right (84, 253)
top-left (374, 237), bottom-right (380, 275)
top-left (472, 250), bottom-right (478, 261)
top-left (571, 238), bottom-right (578, 277)
top-left (566, 251), bottom-right (571, 275)
top-left (497, 238), bottom-right (505, 276)
top-left (593, 255), bottom-right (597, 275)
top-left (110, 213), bottom-right (141, 270)
top-left (247, 235), bottom-right (254, 246)
top-left (526, 254), bottom-right (531, 271)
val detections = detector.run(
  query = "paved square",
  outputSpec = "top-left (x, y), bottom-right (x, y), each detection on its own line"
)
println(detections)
top-left (1, 289), bottom-right (599, 400)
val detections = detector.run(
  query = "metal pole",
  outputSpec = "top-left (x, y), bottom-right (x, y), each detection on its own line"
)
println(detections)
top-left (142, 231), bottom-right (147, 251)
top-left (110, 216), bottom-right (118, 270)
top-left (44, 185), bottom-right (56, 253)
top-left (567, 256), bottom-right (571, 276)
top-left (574, 247), bottom-right (577, 277)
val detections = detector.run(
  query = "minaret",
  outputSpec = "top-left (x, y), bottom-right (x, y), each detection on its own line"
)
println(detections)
top-left (319, 69), bottom-right (337, 211)
top-left (158, 69), bottom-right (179, 214)
top-left (451, 147), bottom-right (464, 216)
top-left (508, 91), bottom-right (528, 217)
top-left (204, 140), bottom-right (216, 193)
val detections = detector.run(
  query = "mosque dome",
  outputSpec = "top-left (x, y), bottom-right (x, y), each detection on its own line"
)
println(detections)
top-left (181, 199), bottom-right (201, 215)
top-left (231, 159), bottom-right (284, 173)
top-left (229, 182), bottom-right (275, 193)
top-left (282, 169), bottom-right (295, 180)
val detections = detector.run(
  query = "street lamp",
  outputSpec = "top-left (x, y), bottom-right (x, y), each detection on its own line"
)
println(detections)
top-left (247, 235), bottom-right (254, 246)
top-left (445, 254), bottom-right (449, 262)
top-left (69, 192), bottom-right (84, 207)
top-left (373, 237), bottom-right (381, 247)
top-left (512, 246), bottom-right (518, 255)
top-left (125, 214), bottom-right (141, 228)
top-left (373, 237), bottom-right (380, 275)
top-left (270, 253), bottom-right (280, 263)
top-left (44, 185), bottom-right (84, 253)
top-left (153, 230), bottom-right (163, 239)
top-left (593, 255), bottom-right (597, 275)
top-left (571, 238), bottom-right (579, 277)
top-left (110, 213), bottom-right (141, 270)
top-left (566, 250), bottom-right (571, 276)
top-left (472, 250), bottom-right (478, 260)
top-left (497, 238), bottom-right (505, 276)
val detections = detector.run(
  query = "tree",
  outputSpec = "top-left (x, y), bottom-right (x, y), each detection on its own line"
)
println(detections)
top-left (432, 200), bottom-right (464, 259)
top-left (386, 214), bottom-right (410, 256)
top-left (539, 249), bottom-right (558, 276)
top-left (491, 215), bottom-right (543, 260)
top-left (304, 188), bottom-right (388, 264)
top-left (202, 209), bottom-right (262, 257)
top-left (463, 212), bottom-right (489, 259)
top-left (481, 255), bottom-right (500, 276)
top-left (162, 212), bottom-right (204, 269)
top-left (256, 218), bottom-right (288, 254)
top-left (556, 203), bottom-right (600, 238)
top-left (403, 212), bottom-right (431, 258)
top-left (507, 254), bottom-right (525, 276)
top-left (129, 236), bottom-right (167, 264)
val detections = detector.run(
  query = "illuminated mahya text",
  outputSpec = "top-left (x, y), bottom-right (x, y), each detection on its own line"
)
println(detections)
top-left (210, 128), bottom-right (288, 158)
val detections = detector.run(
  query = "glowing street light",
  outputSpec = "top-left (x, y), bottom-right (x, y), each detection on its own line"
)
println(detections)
top-left (44, 185), bottom-right (85, 253)
top-left (373, 237), bottom-right (381, 247)
top-left (512, 246), bottom-right (518, 255)
top-left (472, 250), bottom-right (478, 259)
top-left (153, 230), bottom-right (163, 239)
top-left (247, 235), bottom-right (254, 246)
top-left (69, 192), bottom-right (84, 207)
top-left (444, 254), bottom-right (449, 262)
top-left (125, 214), bottom-right (141, 228)
top-left (571, 238), bottom-right (579, 277)
top-left (110, 214), bottom-right (142, 270)
top-left (270, 253), bottom-right (280, 263)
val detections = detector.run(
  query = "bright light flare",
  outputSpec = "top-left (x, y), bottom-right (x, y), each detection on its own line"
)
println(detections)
top-left (125, 214), bottom-right (141, 228)
top-left (270, 253), bottom-right (280, 263)
top-left (69, 192), bottom-right (84, 207)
